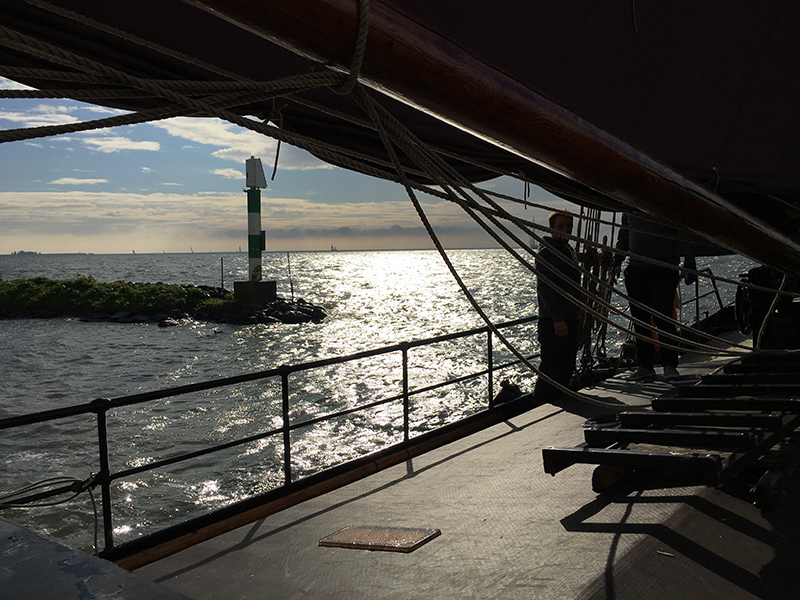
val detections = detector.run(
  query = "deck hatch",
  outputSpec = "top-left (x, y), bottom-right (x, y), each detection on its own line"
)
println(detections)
top-left (319, 525), bottom-right (441, 552)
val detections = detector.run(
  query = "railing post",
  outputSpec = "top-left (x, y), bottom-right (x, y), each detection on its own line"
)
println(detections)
top-left (401, 343), bottom-right (409, 442)
top-left (280, 367), bottom-right (291, 485)
top-left (695, 277), bottom-right (700, 323)
top-left (487, 330), bottom-right (494, 408)
top-left (91, 398), bottom-right (114, 552)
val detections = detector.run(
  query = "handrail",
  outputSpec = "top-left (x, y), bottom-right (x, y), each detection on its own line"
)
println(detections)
top-left (0, 314), bottom-right (539, 554)
top-left (681, 268), bottom-right (726, 323)
top-left (0, 278), bottom-right (729, 556)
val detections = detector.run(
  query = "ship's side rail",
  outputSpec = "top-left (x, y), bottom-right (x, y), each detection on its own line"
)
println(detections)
top-left (0, 315), bottom-right (538, 563)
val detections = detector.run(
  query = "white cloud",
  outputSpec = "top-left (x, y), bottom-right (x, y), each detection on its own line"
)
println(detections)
top-left (213, 168), bottom-right (243, 180)
top-left (81, 136), bottom-right (160, 153)
top-left (152, 117), bottom-right (330, 170)
top-left (0, 76), bottom-right (35, 90)
top-left (142, 167), bottom-right (151, 172)
top-left (84, 106), bottom-right (126, 115)
top-left (50, 177), bottom-right (108, 185)
top-left (0, 100), bottom-right (127, 129)
top-left (0, 105), bottom-right (78, 127)
top-left (153, 117), bottom-right (274, 161)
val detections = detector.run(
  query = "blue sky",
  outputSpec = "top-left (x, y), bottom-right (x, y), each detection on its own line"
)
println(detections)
top-left (0, 77), bottom-right (564, 254)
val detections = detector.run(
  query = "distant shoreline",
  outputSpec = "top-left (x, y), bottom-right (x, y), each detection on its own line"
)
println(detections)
top-left (0, 247), bottom-right (510, 257)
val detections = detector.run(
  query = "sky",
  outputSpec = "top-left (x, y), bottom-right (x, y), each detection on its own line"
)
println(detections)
top-left (0, 77), bottom-right (569, 255)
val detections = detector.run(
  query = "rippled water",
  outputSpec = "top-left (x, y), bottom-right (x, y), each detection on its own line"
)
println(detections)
top-left (0, 249), bottom-right (753, 552)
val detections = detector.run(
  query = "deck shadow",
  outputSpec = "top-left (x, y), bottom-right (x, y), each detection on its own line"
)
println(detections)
top-left (561, 475), bottom-right (800, 599)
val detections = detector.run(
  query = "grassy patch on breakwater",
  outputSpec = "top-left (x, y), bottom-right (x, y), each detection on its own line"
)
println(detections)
top-left (0, 275), bottom-right (326, 325)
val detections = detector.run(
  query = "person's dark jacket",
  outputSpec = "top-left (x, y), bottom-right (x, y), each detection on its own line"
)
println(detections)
top-left (535, 237), bottom-right (582, 322)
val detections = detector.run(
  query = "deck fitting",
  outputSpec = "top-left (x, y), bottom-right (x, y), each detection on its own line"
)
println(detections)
top-left (318, 525), bottom-right (441, 552)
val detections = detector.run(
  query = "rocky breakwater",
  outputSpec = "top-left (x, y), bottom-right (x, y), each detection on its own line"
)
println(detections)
top-left (188, 296), bottom-right (328, 327)
top-left (0, 276), bottom-right (328, 326)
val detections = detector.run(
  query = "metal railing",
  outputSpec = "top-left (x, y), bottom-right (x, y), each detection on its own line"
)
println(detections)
top-left (0, 315), bottom-right (538, 555)
top-left (683, 267), bottom-right (725, 323)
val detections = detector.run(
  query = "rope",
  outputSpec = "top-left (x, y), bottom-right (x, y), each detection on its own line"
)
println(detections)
top-left (3, 17), bottom-right (786, 314)
top-left (756, 273), bottom-right (787, 349)
top-left (0, 475), bottom-right (100, 554)
top-left (351, 78), bottom-right (751, 372)
top-left (2, 17), bottom-right (753, 366)
top-left (438, 192), bottom-right (752, 358)
top-left (0, 76), bottom-right (347, 144)
top-left (352, 85), bottom-right (636, 408)
top-left (331, 0), bottom-right (370, 95)
top-left (22, 0), bottom-right (246, 82)
top-left (2, 8), bottom-right (793, 400)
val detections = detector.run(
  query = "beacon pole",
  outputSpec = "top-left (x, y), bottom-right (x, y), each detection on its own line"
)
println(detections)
top-left (235, 157), bottom-right (276, 304)
top-left (246, 156), bottom-right (267, 281)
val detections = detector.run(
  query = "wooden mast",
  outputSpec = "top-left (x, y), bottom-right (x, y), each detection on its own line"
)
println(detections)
top-left (189, 0), bottom-right (800, 276)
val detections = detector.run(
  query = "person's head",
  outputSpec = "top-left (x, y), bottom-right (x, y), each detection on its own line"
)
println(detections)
top-left (548, 211), bottom-right (573, 238)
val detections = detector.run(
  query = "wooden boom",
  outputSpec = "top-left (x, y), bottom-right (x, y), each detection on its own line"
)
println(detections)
top-left (189, 0), bottom-right (800, 276)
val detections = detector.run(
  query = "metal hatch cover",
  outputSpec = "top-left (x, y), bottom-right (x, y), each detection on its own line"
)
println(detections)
top-left (319, 525), bottom-right (441, 552)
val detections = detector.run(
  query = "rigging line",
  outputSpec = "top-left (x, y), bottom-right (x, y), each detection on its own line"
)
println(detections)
top-left (22, 0), bottom-right (246, 81)
top-left (331, 0), bottom-right (370, 95)
top-left (0, 28), bottom-right (431, 185)
top-left (503, 196), bottom-right (780, 275)
top-left (0, 74), bottom-right (345, 95)
top-left (406, 154), bottom-right (750, 354)
top-left (394, 140), bottom-right (736, 354)
top-left (0, 25), bottom-right (476, 197)
top-left (0, 476), bottom-right (83, 501)
top-left (510, 225), bottom-right (749, 356)
top-left (430, 184), bottom-right (748, 357)
top-left (466, 201), bottom-right (736, 359)
top-left (4, 22), bottom-right (784, 310)
top-left (0, 85), bottom-right (314, 144)
top-left (358, 93), bottom-right (703, 403)
top-left (291, 91), bottom-right (616, 211)
top-left (607, 238), bottom-right (799, 300)
top-left (354, 87), bottom-right (630, 409)
top-left (356, 89), bottom-right (749, 356)
top-left (0, 72), bottom-right (345, 104)
top-left (351, 88), bottom-right (622, 407)
top-left (0, 66), bottom-right (112, 82)
top-left (366, 75), bottom-right (749, 386)
top-left (0, 25), bottom-right (348, 144)
top-left (755, 273), bottom-right (787, 350)
top-left (14, 2), bottom-right (800, 239)
top-left (0, 88), bottom-right (164, 100)
top-left (0, 106), bottom-right (187, 143)
top-left (554, 219), bottom-right (799, 299)
top-left (283, 93), bottom-right (576, 198)
top-left (3, 27), bottom-right (773, 300)
top-left (487, 180), bottom-right (617, 212)
top-left (269, 100), bottom-right (283, 180)
top-left (0, 473), bottom-right (100, 554)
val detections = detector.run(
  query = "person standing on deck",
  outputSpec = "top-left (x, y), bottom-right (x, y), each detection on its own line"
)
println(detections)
top-left (533, 211), bottom-right (583, 403)
top-left (612, 213), bottom-right (681, 381)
